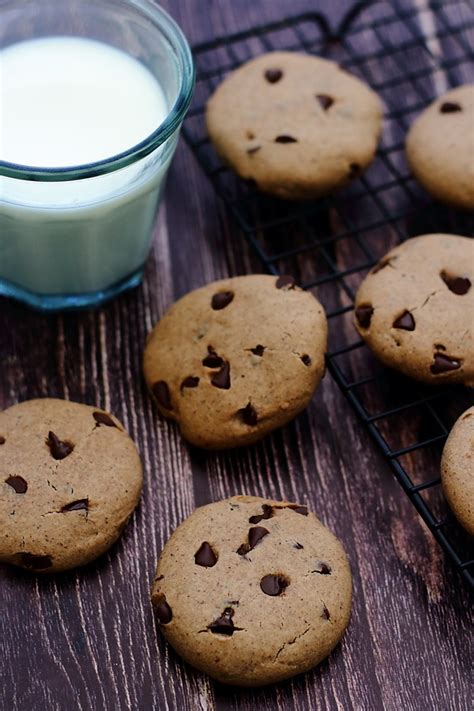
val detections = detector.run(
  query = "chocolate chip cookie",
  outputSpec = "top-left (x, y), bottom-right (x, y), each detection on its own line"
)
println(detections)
top-left (151, 495), bottom-right (352, 686)
top-left (143, 274), bottom-right (327, 449)
top-left (206, 51), bottom-right (383, 200)
top-left (354, 234), bottom-right (474, 385)
top-left (0, 398), bottom-right (142, 572)
top-left (406, 85), bottom-right (474, 210)
top-left (441, 407), bottom-right (474, 535)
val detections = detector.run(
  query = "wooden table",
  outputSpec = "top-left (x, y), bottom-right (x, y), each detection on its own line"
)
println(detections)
top-left (1, 1), bottom-right (472, 709)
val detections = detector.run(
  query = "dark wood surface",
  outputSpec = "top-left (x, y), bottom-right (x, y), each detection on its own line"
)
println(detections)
top-left (1, 2), bottom-right (472, 710)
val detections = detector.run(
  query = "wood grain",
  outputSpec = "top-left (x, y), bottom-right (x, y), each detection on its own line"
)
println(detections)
top-left (1, 2), bottom-right (472, 710)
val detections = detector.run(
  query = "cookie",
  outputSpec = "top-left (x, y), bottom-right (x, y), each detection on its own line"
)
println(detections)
top-left (354, 234), bottom-right (474, 386)
top-left (0, 398), bottom-right (142, 572)
top-left (406, 84), bottom-right (474, 210)
top-left (143, 274), bottom-right (327, 449)
top-left (441, 407), bottom-right (474, 535)
top-left (151, 495), bottom-right (352, 686)
top-left (206, 51), bottom-right (383, 200)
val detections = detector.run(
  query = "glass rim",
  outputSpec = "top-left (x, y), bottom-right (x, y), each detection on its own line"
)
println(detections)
top-left (0, 0), bottom-right (195, 182)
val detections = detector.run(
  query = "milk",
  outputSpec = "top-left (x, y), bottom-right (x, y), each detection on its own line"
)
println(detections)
top-left (0, 37), bottom-right (176, 302)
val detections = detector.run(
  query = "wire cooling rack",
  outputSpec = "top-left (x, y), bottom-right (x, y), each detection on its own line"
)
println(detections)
top-left (182, 0), bottom-right (474, 589)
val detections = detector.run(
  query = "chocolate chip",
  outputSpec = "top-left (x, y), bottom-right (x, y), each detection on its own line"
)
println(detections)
top-left (249, 504), bottom-right (274, 524)
top-left (316, 94), bottom-right (334, 110)
top-left (430, 353), bottom-right (461, 374)
top-left (294, 542), bottom-right (304, 550)
top-left (211, 291), bottom-right (234, 310)
top-left (275, 135), bottom-right (298, 144)
top-left (61, 499), bottom-right (88, 512)
top-left (287, 504), bottom-right (308, 516)
top-left (46, 431), bottom-right (74, 460)
top-left (237, 526), bottom-right (269, 555)
top-left (152, 381), bottom-right (172, 410)
top-left (313, 561), bottom-right (331, 574)
top-left (276, 275), bottom-right (296, 290)
top-left (155, 598), bottom-right (173, 624)
top-left (211, 361), bottom-right (231, 389)
top-left (440, 271), bottom-right (471, 295)
top-left (0, 436), bottom-right (5, 445)
top-left (392, 310), bottom-right (415, 331)
top-left (239, 403), bottom-right (258, 426)
top-left (93, 411), bottom-right (118, 427)
top-left (265, 68), bottom-right (283, 83)
top-left (209, 607), bottom-right (240, 635)
top-left (349, 162), bottom-right (361, 178)
top-left (181, 376), bottom-right (200, 391)
top-left (250, 345), bottom-right (265, 356)
top-left (321, 604), bottom-right (331, 619)
top-left (301, 354), bottom-right (312, 366)
top-left (202, 347), bottom-right (223, 369)
top-left (355, 304), bottom-right (373, 329)
top-left (14, 552), bottom-right (52, 570)
top-left (440, 101), bottom-right (461, 113)
top-left (5, 476), bottom-right (27, 494)
top-left (194, 542), bottom-right (217, 567)
top-left (260, 574), bottom-right (289, 596)
top-left (247, 145), bottom-right (261, 155)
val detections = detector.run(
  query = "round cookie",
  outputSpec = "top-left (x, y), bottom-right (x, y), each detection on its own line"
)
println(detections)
top-left (406, 84), bottom-right (474, 210)
top-left (151, 495), bottom-right (352, 686)
top-left (206, 51), bottom-right (383, 200)
top-left (143, 274), bottom-right (327, 449)
top-left (354, 234), bottom-right (474, 386)
top-left (441, 407), bottom-right (474, 535)
top-left (0, 398), bottom-right (142, 572)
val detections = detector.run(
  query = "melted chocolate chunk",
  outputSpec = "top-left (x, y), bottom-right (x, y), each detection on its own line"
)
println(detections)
top-left (239, 403), bottom-right (258, 426)
top-left (5, 475), bottom-right (27, 494)
top-left (247, 145), bottom-right (261, 155)
top-left (211, 291), bottom-right (234, 310)
top-left (209, 607), bottom-right (239, 635)
top-left (202, 347), bottom-right (223, 369)
top-left (46, 431), bottom-right (74, 460)
top-left (316, 94), bottom-right (334, 110)
top-left (194, 542), bottom-right (218, 567)
top-left (276, 275), bottom-right (296, 290)
top-left (430, 353), bottom-right (461, 374)
top-left (237, 526), bottom-right (269, 555)
top-left (294, 542), bottom-right (304, 550)
top-left (61, 499), bottom-right (88, 513)
top-left (93, 411), bottom-right (118, 428)
top-left (155, 599), bottom-right (173, 624)
top-left (0, 436), bottom-right (5, 445)
top-left (14, 552), bottom-right (52, 570)
top-left (211, 362), bottom-right (231, 389)
top-left (313, 561), bottom-right (331, 575)
top-left (440, 101), bottom-right (461, 113)
top-left (181, 376), bottom-right (200, 391)
top-left (392, 310), bottom-right (415, 331)
top-left (348, 162), bottom-right (361, 178)
top-left (301, 354), bottom-right (312, 366)
top-left (250, 345), bottom-right (265, 356)
top-left (287, 504), bottom-right (308, 516)
top-left (265, 68), bottom-right (283, 83)
top-left (275, 135), bottom-right (298, 144)
top-left (355, 304), bottom-right (373, 329)
top-left (249, 504), bottom-right (274, 524)
top-left (152, 381), bottom-right (172, 410)
top-left (321, 604), bottom-right (331, 619)
top-left (440, 271), bottom-right (471, 295)
top-left (260, 574), bottom-right (289, 596)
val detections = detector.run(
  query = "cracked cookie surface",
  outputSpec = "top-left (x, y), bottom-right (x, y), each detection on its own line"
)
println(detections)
top-left (151, 495), bottom-right (352, 686)
top-left (143, 274), bottom-right (327, 449)
top-left (0, 398), bottom-right (142, 572)
top-left (441, 407), bottom-right (474, 535)
top-left (406, 84), bottom-right (474, 210)
top-left (206, 51), bottom-right (383, 200)
top-left (354, 234), bottom-right (474, 386)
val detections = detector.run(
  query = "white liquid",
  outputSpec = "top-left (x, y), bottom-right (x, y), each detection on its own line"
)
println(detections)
top-left (0, 37), bottom-right (168, 167)
top-left (0, 37), bottom-right (179, 300)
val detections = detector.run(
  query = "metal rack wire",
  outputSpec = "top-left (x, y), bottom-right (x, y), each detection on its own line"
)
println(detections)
top-left (182, 0), bottom-right (474, 588)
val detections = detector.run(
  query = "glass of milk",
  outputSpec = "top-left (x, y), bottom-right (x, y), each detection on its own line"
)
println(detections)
top-left (0, 0), bottom-right (195, 310)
